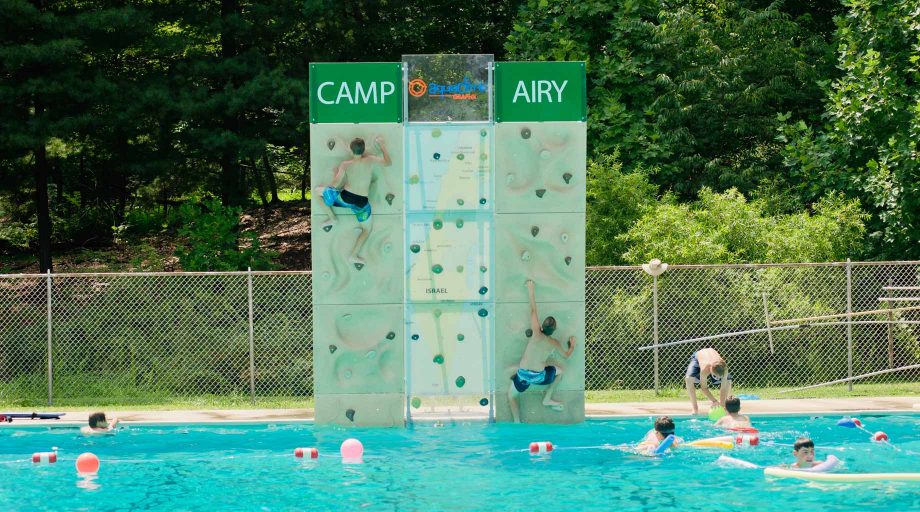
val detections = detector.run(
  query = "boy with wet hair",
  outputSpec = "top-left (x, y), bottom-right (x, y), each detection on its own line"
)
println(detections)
top-left (80, 412), bottom-right (118, 435)
top-left (684, 347), bottom-right (732, 415)
top-left (313, 135), bottom-right (392, 269)
top-left (715, 396), bottom-right (753, 429)
top-left (637, 416), bottom-right (681, 451)
top-left (507, 280), bottom-right (577, 423)
top-left (792, 437), bottom-right (821, 468)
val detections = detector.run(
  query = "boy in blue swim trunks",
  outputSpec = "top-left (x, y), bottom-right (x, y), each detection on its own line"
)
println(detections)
top-left (684, 347), bottom-right (732, 415)
top-left (313, 136), bottom-right (392, 269)
top-left (508, 280), bottom-right (577, 423)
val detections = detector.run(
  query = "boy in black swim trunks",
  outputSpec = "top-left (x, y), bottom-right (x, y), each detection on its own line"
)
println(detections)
top-left (508, 280), bottom-right (577, 423)
top-left (684, 347), bottom-right (732, 415)
top-left (313, 136), bottom-right (392, 269)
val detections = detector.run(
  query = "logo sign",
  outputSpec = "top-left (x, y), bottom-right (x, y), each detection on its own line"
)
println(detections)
top-left (309, 62), bottom-right (403, 123)
top-left (494, 62), bottom-right (586, 122)
top-left (403, 54), bottom-right (493, 122)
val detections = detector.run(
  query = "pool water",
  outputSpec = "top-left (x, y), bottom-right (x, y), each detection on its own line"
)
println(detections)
top-left (2, 414), bottom-right (918, 511)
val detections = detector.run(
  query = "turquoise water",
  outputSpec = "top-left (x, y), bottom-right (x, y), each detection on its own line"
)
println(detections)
top-left (2, 414), bottom-right (919, 511)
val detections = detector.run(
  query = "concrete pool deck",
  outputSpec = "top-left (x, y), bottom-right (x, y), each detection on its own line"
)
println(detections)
top-left (3, 397), bottom-right (918, 425)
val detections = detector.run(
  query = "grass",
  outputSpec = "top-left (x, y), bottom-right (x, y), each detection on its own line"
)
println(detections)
top-left (586, 381), bottom-right (920, 403)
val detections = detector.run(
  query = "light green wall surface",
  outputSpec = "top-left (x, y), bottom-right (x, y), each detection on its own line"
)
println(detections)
top-left (406, 212), bottom-right (491, 302)
top-left (494, 212), bottom-right (585, 303)
top-left (406, 124), bottom-right (492, 212)
top-left (314, 393), bottom-right (405, 427)
top-left (494, 123), bottom-right (586, 214)
top-left (494, 301), bottom-right (585, 393)
top-left (493, 390), bottom-right (585, 424)
top-left (312, 304), bottom-right (404, 395)
top-left (311, 214), bottom-right (404, 305)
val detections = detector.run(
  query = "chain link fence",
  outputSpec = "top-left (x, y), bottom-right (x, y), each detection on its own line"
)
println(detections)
top-left (1, 262), bottom-right (918, 406)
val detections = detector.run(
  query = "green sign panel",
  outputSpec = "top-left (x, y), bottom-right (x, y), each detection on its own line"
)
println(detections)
top-left (309, 62), bottom-right (403, 123)
top-left (494, 62), bottom-right (586, 122)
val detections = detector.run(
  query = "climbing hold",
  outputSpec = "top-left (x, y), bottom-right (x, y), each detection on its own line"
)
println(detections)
top-left (563, 172), bottom-right (573, 184)
top-left (409, 174), bottom-right (420, 184)
top-left (433, 354), bottom-right (444, 364)
top-left (386, 331), bottom-right (396, 340)
top-left (457, 153), bottom-right (465, 161)
top-left (432, 264), bottom-right (443, 274)
top-left (456, 265), bottom-right (464, 273)
top-left (353, 262), bottom-right (364, 271)
top-left (383, 243), bottom-right (392, 253)
top-left (479, 198), bottom-right (487, 205)
top-left (521, 251), bottom-right (531, 261)
top-left (433, 309), bottom-right (442, 318)
top-left (525, 328), bottom-right (533, 338)
top-left (479, 153), bottom-right (488, 161)
top-left (457, 199), bottom-right (464, 206)
top-left (322, 225), bottom-right (333, 232)
top-left (327, 139), bottom-right (336, 150)
top-left (345, 409), bottom-right (355, 422)
top-left (480, 266), bottom-right (488, 273)
top-left (506, 174), bottom-right (515, 184)
top-left (410, 244), bottom-right (421, 253)
top-left (561, 233), bottom-right (569, 243)
top-left (344, 369), bottom-right (353, 379)
top-left (411, 397), bottom-right (422, 409)
top-left (478, 308), bottom-right (488, 317)
top-left (433, 219), bottom-right (443, 230)
top-left (329, 344), bottom-right (337, 354)
top-left (432, 128), bottom-right (442, 138)
top-left (480, 129), bottom-right (488, 137)
top-left (456, 219), bottom-right (464, 228)
top-left (411, 334), bottom-right (419, 341)
top-left (434, 152), bottom-right (441, 160)
top-left (540, 150), bottom-right (550, 160)
top-left (385, 193), bottom-right (395, 205)
top-left (455, 376), bottom-right (466, 388)
top-left (478, 286), bottom-right (488, 295)
top-left (457, 334), bottom-right (465, 341)
top-left (521, 128), bottom-right (531, 139)
top-left (322, 272), bottom-right (331, 280)
top-left (535, 189), bottom-right (546, 198)
top-left (479, 398), bottom-right (489, 406)
top-left (531, 226), bottom-right (539, 237)
top-left (565, 256), bottom-right (572, 266)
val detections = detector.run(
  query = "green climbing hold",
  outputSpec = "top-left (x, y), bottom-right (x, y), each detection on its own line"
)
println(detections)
top-left (434, 152), bottom-right (441, 160)
top-left (480, 129), bottom-right (487, 137)
top-left (456, 265), bottom-right (464, 273)
top-left (478, 308), bottom-right (488, 317)
top-left (433, 309), bottom-right (442, 318)
top-left (433, 219), bottom-right (443, 230)
top-left (386, 331), bottom-right (396, 340)
top-left (480, 266), bottom-right (487, 273)
top-left (411, 334), bottom-right (419, 341)
top-left (457, 199), bottom-right (464, 206)
top-left (479, 198), bottom-right (487, 205)
top-left (478, 286), bottom-right (488, 295)
top-left (457, 153), bottom-right (465, 161)
top-left (455, 219), bottom-right (464, 228)
top-left (410, 244), bottom-right (421, 253)
top-left (479, 398), bottom-right (489, 406)
top-left (457, 334), bottom-right (465, 341)
top-left (479, 153), bottom-right (488, 161)
top-left (455, 376), bottom-right (466, 388)
top-left (525, 328), bottom-right (533, 338)
top-left (432, 264), bottom-right (443, 274)
top-left (411, 397), bottom-right (422, 409)
top-left (433, 354), bottom-right (444, 364)
top-left (409, 175), bottom-right (420, 184)
top-left (432, 128), bottom-right (442, 138)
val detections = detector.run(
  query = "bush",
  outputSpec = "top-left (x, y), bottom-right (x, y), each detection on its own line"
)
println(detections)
top-left (174, 199), bottom-right (276, 271)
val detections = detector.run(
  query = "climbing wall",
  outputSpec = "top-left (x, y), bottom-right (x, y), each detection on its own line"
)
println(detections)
top-left (492, 122), bottom-right (586, 423)
top-left (404, 123), bottom-right (494, 419)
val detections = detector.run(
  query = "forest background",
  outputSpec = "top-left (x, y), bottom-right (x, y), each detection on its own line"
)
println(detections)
top-left (2, 0), bottom-right (918, 273)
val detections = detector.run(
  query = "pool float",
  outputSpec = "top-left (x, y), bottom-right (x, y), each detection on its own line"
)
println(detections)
top-left (0, 412), bottom-right (65, 423)
top-left (727, 426), bottom-right (759, 434)
top-left (765, 468), bottom-right (920, 482)
top-left (687, 436), bottom-right (734, 449)
top-left (653, 434), bottom-right (675, 455)
top-left (717, 454), bottom-right (759, 469)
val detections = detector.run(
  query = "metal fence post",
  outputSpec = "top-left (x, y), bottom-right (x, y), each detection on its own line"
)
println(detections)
top-left (653, 274), bottom-right (660, 394)
top-left (46, 270), bottom-right (53, 406)
top-left (247, 268), bottom-right (256, 405)
top-left (762, 292), bottom-right (774, 355)
top-left (846, 259), bottom-right (852, 391)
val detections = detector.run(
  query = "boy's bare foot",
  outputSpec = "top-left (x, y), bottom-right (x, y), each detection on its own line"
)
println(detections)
top-left (349, 255), bottom-right (366, 270)
top-left (543, 399), bottom-right (564, 409)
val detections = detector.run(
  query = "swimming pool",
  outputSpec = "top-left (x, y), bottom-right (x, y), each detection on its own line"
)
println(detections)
top-left (2, 414), bottom-right (918, 511)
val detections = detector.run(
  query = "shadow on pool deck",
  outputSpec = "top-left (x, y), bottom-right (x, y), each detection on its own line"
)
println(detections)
top-left (2, 397), bottom-right (918, 425)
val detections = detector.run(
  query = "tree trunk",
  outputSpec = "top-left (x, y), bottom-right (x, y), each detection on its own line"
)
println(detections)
top-left (262, 153), bottom-right (279, 203)
top-left (250, 158), bottom-right (268, 206)
top-left (219, 0), bottom-right (242, 206)
top-left (34, 114), bottom-right (53, 273)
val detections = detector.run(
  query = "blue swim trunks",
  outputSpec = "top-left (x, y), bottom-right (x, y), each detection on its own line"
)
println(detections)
top-left (511, 366), bottom-right (557, 393)
top-left (321, 187), bottom-right (371, 222)
top-left (685, 352), bottom-right (731, 386)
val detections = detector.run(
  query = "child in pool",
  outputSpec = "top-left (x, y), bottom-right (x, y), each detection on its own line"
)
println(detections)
top-left (791, 437), bottom-right (829, 468)
top-left (715, 396), bottom-right (753, 429)
top-left (80, 412), bottom-right (118, 435)
top-left (636, 416), bottom-right (682, 452)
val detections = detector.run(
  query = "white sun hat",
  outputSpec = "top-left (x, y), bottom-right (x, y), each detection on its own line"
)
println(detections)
top-left (642, 258), bottom-right (669, 277)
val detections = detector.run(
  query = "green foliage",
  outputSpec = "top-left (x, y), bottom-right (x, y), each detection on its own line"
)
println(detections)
top-left (620, 188), bottom-right (868, 264)
top-left (174, 199), bottom-right (275, 271)
top-left (779, 0), bottom-right (920, 258)
top-left (585, 151), bottom-right (658, 265)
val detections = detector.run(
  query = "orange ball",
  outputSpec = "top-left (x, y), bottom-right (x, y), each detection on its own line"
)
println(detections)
top-left (76, 452), bottom-right (100, 474)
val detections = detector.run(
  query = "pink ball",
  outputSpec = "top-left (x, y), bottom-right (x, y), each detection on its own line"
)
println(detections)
top-left (340, 438), bottom-right (364, 460)
top-left (75, 452), bottom-right (100, 474)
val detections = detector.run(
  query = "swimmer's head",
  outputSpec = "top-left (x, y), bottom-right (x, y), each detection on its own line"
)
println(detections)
top-left (541, 316), bottom-right (557, 336)
top-left (88, 412), bottom-right (107, 428)
top-left (725, 396), bottom-right (741, 413)
top-left (654, 416), bottom-right (675, 438)
top-left (712, 362), bottom-right (727, 378)
top-left (793, 437), bottom-right (815, 465)
top-left (350, 138), bottom-right (365, 156)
